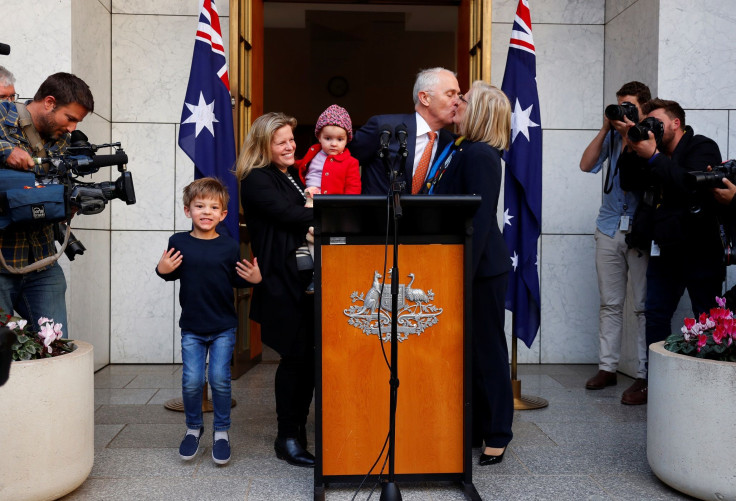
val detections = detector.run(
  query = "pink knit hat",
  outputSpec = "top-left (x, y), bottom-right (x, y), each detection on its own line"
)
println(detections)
top-left (315, 104), bottom-right (353, 142)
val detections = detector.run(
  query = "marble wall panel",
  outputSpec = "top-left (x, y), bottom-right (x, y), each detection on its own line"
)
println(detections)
top-left (604, 0), bottom-right (659, 105)
top-left (539, 234), bottom-right (599, 363)
top-left (658, 1), bottom-right (736, 110)
top-left (492, 0), bottom-right (604, 25)
top-left (0, 0), bottom-right (71, 98)
top-left (112, 14), bottom-right (230, 124)
top-left (110, 231), bottom-right (175, 363)
top-left (605, 0), bottom-right (640, 24)
top-left (110, 123), bottom-right (176, 231)
top-left (112, 0), bottom-right (229, 17)
top-left (69, 229), bottom-right (111, 371)
top-left (541, 130), bottom-right (603, 235)
top-left (492, 23), bottom-right (603, 130)
top-left (72, 0), bottom-right (112, 121)
top-left (686, 110), bottom-right (729, 161)
top-left (174, 125), bottom-right (196, 232)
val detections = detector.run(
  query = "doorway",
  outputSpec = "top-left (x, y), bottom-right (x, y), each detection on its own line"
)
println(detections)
top-left (263, 3), bottom-right (459, 155)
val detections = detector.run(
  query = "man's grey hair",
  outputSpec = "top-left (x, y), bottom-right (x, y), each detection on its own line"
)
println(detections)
top-left (0, 66), bottom-right (15, 87)
top-left (413, 67), bottom-right (455, 106)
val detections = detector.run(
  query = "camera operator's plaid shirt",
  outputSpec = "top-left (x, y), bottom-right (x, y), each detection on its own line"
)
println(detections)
top-left (0, 101), bottom-right (70, 270)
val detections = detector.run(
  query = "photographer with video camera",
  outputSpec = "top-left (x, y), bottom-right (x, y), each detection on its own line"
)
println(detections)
top-left (0, 72), bottom-right (94, 337)
top-left (579, 81), bottom-right (651, 404)
top-left (618, 98), bottom-right (724, 400)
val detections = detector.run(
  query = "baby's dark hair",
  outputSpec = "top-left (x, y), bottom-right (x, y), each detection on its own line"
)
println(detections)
top-left (183, 177), bottom-right (229, 208)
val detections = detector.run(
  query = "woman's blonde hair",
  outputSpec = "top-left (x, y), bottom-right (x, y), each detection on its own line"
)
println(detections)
top-left (234, 112), bottom-right (297, 180)
top-left (460, 81), bottom-right (511, 150)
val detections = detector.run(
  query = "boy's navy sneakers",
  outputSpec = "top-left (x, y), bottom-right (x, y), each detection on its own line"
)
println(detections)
top-left (212, 432), bottom-right (231, 465)
top-left (179, 426), bottom-right (204, 460)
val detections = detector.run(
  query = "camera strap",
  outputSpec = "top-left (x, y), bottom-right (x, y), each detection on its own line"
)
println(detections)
top-left (0, 223), bottom-right (71, 274)
top-left (603, 129), bottom-right (618, 195)
top-left (15, 103), bottom-right (49, 174)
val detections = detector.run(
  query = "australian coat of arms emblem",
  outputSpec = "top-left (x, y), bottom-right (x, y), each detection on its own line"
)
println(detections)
top-left (344, 270), bottom-right (443, 342)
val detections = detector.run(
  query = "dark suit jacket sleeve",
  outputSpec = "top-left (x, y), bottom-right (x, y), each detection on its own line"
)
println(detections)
top-left (352, 116), bottom-right (386, 194)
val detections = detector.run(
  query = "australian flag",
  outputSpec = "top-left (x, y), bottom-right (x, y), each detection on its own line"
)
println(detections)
top-left (501, 0), bottom-right (542, 348)
top-left (179, 0), bottom-right (238, 239)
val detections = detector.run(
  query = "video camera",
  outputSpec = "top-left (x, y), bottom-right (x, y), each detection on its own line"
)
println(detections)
top-left (32, 131), bottom-right (136, 260)
top-left (34, 130), bottom-right (136, 215)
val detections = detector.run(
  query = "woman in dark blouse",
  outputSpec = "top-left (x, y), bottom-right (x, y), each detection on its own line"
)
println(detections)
top-left (432, 81), bottom-right (514, 465)
top-left (236, 112), bottom-right (315, 467)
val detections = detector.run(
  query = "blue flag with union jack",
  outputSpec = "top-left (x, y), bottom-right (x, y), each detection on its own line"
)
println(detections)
top-left (501, 0), bottom-right (542, 348)
top-left (178, 0), bottom-right (238, 239)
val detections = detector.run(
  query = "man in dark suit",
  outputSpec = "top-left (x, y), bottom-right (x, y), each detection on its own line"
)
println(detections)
top-left (352, 67), bottom-right (460, 195)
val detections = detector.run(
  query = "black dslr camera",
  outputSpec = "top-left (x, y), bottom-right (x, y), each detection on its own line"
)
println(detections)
top-left (686, 159), bottom-right (736, 189)
top-left (627, 117), bottom-right (664, 145)
top-left (605, 101), bottom-right (639, 123)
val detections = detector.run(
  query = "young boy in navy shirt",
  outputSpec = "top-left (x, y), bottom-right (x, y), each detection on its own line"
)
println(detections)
top-left (156, 177), bottom-right (261, 465)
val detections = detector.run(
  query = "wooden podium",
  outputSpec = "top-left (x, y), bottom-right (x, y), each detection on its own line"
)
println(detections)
top-left (313, 195), bottom-right (481, 501)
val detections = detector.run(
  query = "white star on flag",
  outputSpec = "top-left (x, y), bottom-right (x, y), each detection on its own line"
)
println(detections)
top-left (182, 92), bottom-right (219, 138)
top-left (511, 98), bottom-right (539, 144)
top-left (511, 251), bottom-right (519, 271)
top-left (504, 208), bottom-right (514, 226)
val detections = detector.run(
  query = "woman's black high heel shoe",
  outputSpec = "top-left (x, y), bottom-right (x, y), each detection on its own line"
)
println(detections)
top-left (479, 447), bottom-right (506, 466)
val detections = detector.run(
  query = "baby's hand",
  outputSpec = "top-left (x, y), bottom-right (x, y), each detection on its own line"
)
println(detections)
top-left (236, 256), bottom-right (262, 284)
top-left (306, 226), bottom-right (314, 244)
top-left (305, 186), bottom-right (320, 198)
top-left (157, 248), bottom-right (182, 274)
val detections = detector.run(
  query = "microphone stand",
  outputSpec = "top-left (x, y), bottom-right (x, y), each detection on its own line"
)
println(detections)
top-left (380, 139), bottom-right (407, 501)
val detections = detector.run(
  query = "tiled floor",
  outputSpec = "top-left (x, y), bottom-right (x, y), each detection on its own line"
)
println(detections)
top-left (62, 357), bottom-right (696, 501)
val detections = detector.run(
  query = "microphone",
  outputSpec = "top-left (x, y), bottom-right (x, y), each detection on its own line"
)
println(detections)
top-left (0, 43), bottom-right (9, 56)
top-left (378, 124), bottom-right (393, 152)
top-left (395, 123), bottom-right (408, 153)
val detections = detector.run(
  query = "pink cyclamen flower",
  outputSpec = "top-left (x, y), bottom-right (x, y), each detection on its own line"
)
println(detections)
top-left (37, 317), bottom-right (51, 326)
top-left (697, 334), bottom-right (708, 349)
top-left (716, 296), bottom-right (727, 308)
top-left (684, 317), bottom-right (696, 330)
top-left (38, 322), bottom-right (61, 352)
top-left (699, 312), bottom-right (709, 324)
top-left (713, 325), bottom-right (726, 344)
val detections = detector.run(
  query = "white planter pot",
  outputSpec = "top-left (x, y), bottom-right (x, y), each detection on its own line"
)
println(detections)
top-left (648, 341), bottom-right (736, 500)
top-left (0, 340), bottom-right (94, 501)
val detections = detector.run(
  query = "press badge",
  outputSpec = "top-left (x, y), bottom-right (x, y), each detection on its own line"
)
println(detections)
top-left (651, 241), bottom-right (661, 256)
top-left (619, 215), bottom-right (630, 232)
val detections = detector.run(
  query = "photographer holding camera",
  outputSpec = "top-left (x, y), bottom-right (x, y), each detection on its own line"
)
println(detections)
top-left (619, 98), bottom-right (724, 394)
top-left (0, 72), bottom-right (94, 337)
top-left (579, 81), bottom-right (651, 404)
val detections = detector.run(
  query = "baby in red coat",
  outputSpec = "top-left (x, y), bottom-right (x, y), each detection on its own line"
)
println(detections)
top-left (298, 105), bottom-right (360, 293)
top-left (297, 104), bottom-right (361, 204)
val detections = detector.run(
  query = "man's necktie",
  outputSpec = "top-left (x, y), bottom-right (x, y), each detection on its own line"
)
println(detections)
top-left (412, 131), bottom-right (437, 194)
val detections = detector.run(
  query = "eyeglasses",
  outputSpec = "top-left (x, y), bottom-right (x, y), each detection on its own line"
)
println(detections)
top-left (0, 93), bottom-right (18, 102)
top-left (458, 93), bottom-right (468, 104)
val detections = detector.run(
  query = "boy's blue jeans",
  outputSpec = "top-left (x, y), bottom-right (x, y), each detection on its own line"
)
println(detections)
top-left (181, 328), bottom-right (236, 431)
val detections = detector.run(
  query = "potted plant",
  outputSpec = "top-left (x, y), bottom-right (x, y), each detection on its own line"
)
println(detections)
top-left (0, 313), bottom-right (94, 501)
top-left (647, 297), bottom-right (736, 500)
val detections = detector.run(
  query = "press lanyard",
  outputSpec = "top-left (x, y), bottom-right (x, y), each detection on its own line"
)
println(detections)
top-left (426, 136), bottom-right (465, 194)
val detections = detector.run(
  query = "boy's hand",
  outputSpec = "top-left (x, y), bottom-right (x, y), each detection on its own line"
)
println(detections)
top-left (157, 248), bottom-right (182, 274)
top-left (236, 256), bottom-right (262, 284)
